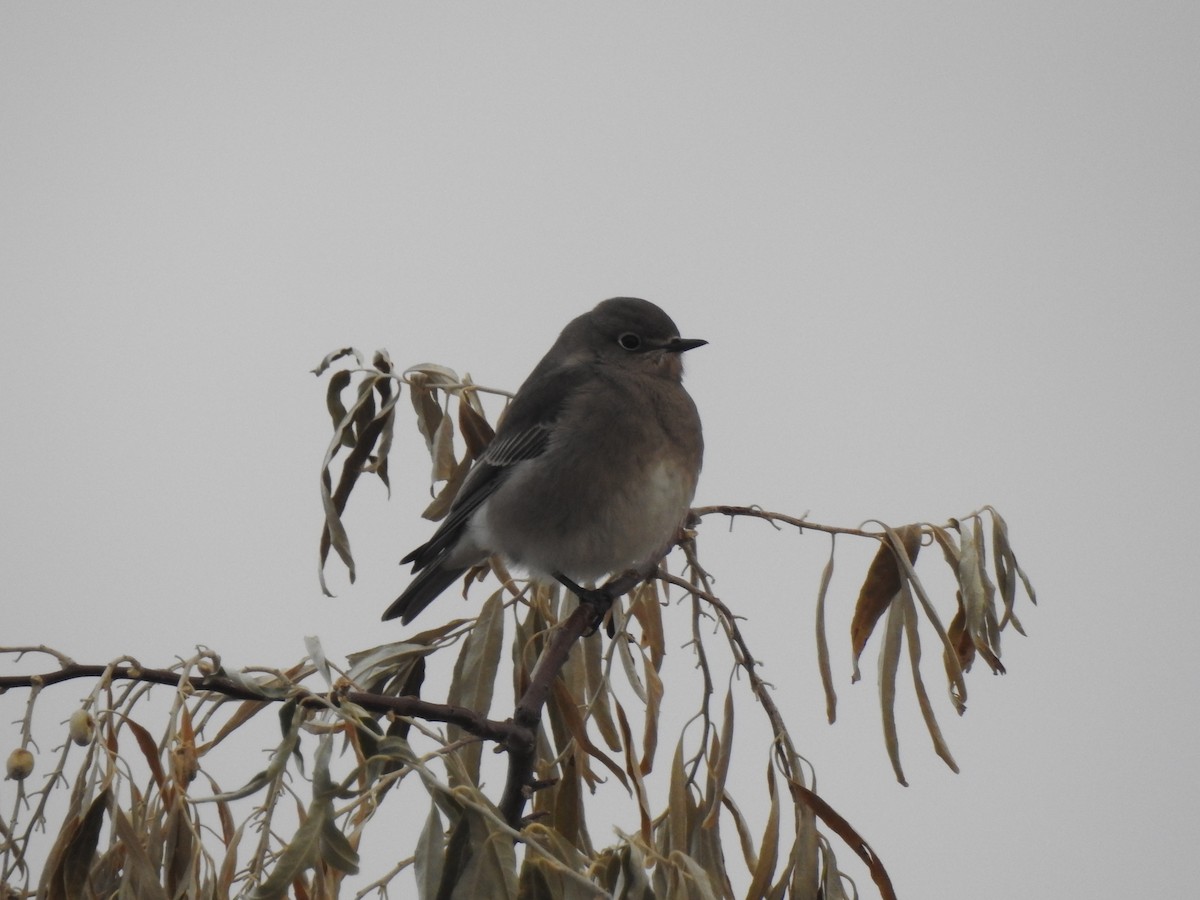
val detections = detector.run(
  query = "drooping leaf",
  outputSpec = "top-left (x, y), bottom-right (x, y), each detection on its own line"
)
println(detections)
top-left (877, 597), bottom-right (908, 786)
top-left (414, 803), bottom-right (445, 900)
top-left (110, 807), bottom-right (171, 900)
top-left (124, 717), bottom-right (166, 793)
top-left (247, 804), bottom-right (327, 900)
top-left (458, 389), bottom-right (496, 459)
top-left (814, 536), bottom-right (838, 723)
top-left (45, 788), bottom-right (110, 900)
top-left (851, 525), bottom-right (921, 679)
top-left (446, 591), bottom-right (505, 786)
top-left (310, 347), bottom-right (364, 376)
top-left (900, 585), bottom-right (959, 773)
top-left (700, 685), bottom-right (735, 829)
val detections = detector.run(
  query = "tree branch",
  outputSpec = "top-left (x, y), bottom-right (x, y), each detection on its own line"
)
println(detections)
top-left (0, 662), bottom-right (517, 746)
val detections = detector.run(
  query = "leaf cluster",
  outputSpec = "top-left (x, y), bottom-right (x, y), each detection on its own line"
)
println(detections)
top-left (0, 349), bottom-right (1037, 898)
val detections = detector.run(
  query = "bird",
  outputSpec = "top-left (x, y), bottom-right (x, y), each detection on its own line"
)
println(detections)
top-left (382, 297), bottom-right (705, 624)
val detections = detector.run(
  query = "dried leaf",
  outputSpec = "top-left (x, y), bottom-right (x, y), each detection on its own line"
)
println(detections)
top-left (581, 630), bottom-right (620, 752)
top-left (946, 601), bottom-right (977, 675)
top-left (163, 797), bottom-right (196, 896)
top-left (446, 591), bottom-right (505, 786)
top-left (665, 739), bottom-right (689, 857)
top-left (851, 525), bottom-right (921, 680)
top-left (310, 346), bottom-right (364, 376)
top-left (616, 632), bottom-right (648, 704)
top-left (746, 760), bottom-right (782, 899)
top-left (458, 391), bottom-right (496, 459)
top-left (319, 816), bottom-right (360, 875)
top-left (45, 788), bottom-right (109, 900)
top-left (414, 803), bottom-right (444, 900)
top-left (988, 506), bottom-right (1037, 606)
top-left (900, 585), bottom-right (959, 773)
top-left (640, 654), bottom-right (663, 777)
top-left (879, 522), bottom-right (968, 712)
top-left (814, 537), bottom-right (838, 723)
top-left (407, 371), bottom-right (444, 453)
top-left (700, 686), bottom-right (735, 829)
top-left (421, 453), bottom-right (474, 521)
top-left (111, 806), bottom-right (171, 900)
top-left (614, 701), bottom-right (652, 841)
top-left (445, 798), bottom-right (519, 900)
top-left (955, 518), bottom-right (1005, 675)
top-left (247, 804), bottom-right (326, 899)
top-left (550, 678), bottom-right (630, 792)
top-left (552, 750), bottom-right (586, 853)
top-left (720, 792), bottom-right (759, 874)
top-left (430, 410), bottom-right (458, 483)
top-left (789, 783), bottom-right (897, 900)
top-left (877, 595), bottom-right (908, 786)
top-left (324, 370), bottom-right (353, 445)
top-left (628, 581), bottom-right (666, 671)
top-left (125, 717), bottom-right (166, 793)
top-left (305, 635), bottom-right (333, 689)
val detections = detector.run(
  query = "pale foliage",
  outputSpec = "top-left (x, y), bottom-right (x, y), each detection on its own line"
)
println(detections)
top-left (0, 350), bottom-right (1036, 899)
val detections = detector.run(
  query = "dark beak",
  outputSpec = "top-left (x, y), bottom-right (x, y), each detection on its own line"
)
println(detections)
top-left (664, 337), bottom-right (708, 353)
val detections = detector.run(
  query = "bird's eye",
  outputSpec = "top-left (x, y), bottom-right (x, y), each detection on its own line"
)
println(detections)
top-left (618, 332), bottom-right (642, 351)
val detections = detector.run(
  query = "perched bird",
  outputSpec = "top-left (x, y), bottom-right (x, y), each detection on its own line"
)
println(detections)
top-left (383, 297), bottom-right (705, 624)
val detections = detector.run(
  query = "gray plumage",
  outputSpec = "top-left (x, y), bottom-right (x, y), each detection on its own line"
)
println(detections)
top-left (383, 297), bottom-right (705, 624)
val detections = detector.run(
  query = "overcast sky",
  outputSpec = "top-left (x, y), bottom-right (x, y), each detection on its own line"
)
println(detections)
top-left (2, 4), bottom-right (1197, 898)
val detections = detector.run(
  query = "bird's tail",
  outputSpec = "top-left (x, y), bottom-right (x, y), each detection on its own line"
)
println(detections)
top-left (381, 564), bottom-right (468, 623)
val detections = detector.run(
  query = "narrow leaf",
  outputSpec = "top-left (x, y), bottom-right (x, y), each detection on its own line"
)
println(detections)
top-left (446, 591), bottom-right (505, 785)
top-left (746, 761), bottom-right (782, 899)
top-left (900, 585), bottom-right (959, 773)
top-left (814, 536), bottom-right (838, 723)
top-left (851, 525), bottom-right (921, 679)
top-left (877, 594), bottom-right (908, 786)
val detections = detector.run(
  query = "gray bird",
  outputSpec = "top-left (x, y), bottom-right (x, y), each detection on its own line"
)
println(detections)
top-left (383, 297), bottom-right (705, 624)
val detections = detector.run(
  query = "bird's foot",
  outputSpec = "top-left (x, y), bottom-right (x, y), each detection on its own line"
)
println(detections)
top-left (554, 573), bottom-right (615, 635)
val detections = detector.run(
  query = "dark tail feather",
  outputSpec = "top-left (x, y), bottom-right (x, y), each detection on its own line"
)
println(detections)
top-left (382, 564), bottom-right (467, 623)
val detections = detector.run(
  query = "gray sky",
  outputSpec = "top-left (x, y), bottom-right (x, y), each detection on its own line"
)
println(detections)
top-left (2, 4), bottom-right (1197, 897)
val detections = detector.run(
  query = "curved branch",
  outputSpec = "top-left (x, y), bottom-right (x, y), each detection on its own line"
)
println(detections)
top-left (693, 504), bottom-right (885, 540)
top-left (0, 662), bottom-right (517, 746)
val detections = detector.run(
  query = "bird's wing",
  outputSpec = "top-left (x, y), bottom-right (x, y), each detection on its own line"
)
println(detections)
top-left (400, 364), bottom-right (589, 570)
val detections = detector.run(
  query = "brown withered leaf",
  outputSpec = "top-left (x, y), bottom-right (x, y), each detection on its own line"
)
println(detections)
top-left (745, 760), bottom-right (782, 900)
top-left (639, 656), bottom-right (663, 777)
top-left (43, 788), bottom-right (110, 900)
top-left (720, 791), bottom-right (760, 874)
top-left (458, 389), bottom-right (495, 459)
top-left (614, 701), bottom-right (653, 842)
top-left (421, 454), bottom-right (473, 521)
top-left (627, 582), bottom-right (665, 671)
top-left (163, 797), bottom-right (196, 897)
top-left (111, 806), bottom-right (171, 900)
top-left (429, 411), bottom-right (457, 484)
top-left (946, 597), bottom-right (977, 675)
top-left (549, 678), bottom-right (629, 793)
top-left (788, 782), bottom-right (898, 900)
top-left (851, 524), bottom-right (922, 679)
top-left (125, 717), bottom-right (166, 794)
top-left (406, 371), bottom-right (443, 454)
top-left (581, 630), bottom-right (621, 753)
